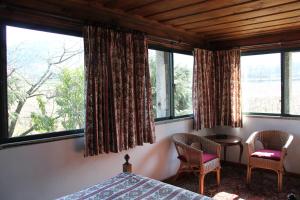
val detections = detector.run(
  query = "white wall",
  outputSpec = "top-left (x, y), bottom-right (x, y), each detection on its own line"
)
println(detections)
top-left (0, 119), bottom-right (195, 200)
top-left (1, 116), bottom-right (300, 200)
top-left (198, 116), bottom-right (300, 174)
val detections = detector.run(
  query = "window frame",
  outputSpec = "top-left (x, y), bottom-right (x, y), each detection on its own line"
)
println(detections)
top-left (241, 49), bottom-right (300, 118)
top-left (149, 45), bottom-right (194, 122)
top-left (0, 21), bottom-right (84, 146)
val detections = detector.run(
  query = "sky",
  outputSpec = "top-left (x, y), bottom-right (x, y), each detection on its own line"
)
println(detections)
top-left (6, 26), bottom-right (84, 81)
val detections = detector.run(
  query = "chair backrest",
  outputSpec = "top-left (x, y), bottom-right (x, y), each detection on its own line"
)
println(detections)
top-left (172, 133), bottom-right (202, 162)
top-left (257, 130), bottom-right (290, 150)
top-left (172, 133), bottom-right (201, 146)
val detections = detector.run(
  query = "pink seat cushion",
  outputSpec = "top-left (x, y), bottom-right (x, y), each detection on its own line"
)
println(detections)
top-left (251, 149), bottom-right (281, 161)
top-left (203, 153), bottom-right (218, 163)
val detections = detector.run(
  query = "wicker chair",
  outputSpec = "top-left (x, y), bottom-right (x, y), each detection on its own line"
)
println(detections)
top-left (246, 130), bottom-right (294, 192)
top-left (172, 133), bottom-right (221, 194)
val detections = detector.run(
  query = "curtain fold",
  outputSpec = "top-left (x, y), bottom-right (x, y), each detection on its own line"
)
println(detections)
top-left (84, 26), bottom-right (155, 156)
top-left (193, 48), bottom-right (242, 129)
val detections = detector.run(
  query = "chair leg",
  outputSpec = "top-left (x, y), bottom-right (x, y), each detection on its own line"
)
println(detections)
top-left (199, 173), bottom-right (205, 194)
top-left (278, 171), bottom-right (283, 192)
top-left (216, 168), bottom-right (221, 186)
top-left (246, 165), bottom-right (252, 185)
top-left (173, 163), bottom-right (183, 182)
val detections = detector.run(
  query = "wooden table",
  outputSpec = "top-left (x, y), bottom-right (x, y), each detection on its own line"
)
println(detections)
top-left (205, 134), bottom-right (243, 163)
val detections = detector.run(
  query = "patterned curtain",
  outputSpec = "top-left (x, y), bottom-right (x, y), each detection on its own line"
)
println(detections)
top-left (193, 49), bottom-right (216, 129)
top-left (83, 26), bottom-right (155, 156)
top-left (214, 50), bottom-right (242, 127)
top-left (193, 48), bottom-right (242, 129)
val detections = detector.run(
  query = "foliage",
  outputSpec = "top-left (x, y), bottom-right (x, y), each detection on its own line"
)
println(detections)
top-left (55, 67), bottom-right (85, 129)
top-left (31, 97), bottom-right (56, 132)
top-left (149, 57), bottom-right (192, 117)
top-left (174, 64), bottom-right (192, 116)
top-left (149, 58), bottom-right (157, 116)
top-left (29, 67), bottom-right (85, 133)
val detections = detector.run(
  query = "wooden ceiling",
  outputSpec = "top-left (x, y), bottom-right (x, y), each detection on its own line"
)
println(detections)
top-left (2, 0), bottom-right (300, 49)
top-left (99, 0), bottom-right (300, 42)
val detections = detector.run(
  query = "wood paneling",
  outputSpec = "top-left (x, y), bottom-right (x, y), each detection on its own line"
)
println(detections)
top-left (189, 9), bottom-right (300, 33)
top-left (148, 0), bottom-right (253, 21)
top-left (179, 1), bottom-right (300, 30)
top-left (0, 0), bottom-right (203, 46)
top-left (102, 0), bottom-right (158, 11)
top-left (2, 0), bottom-right (300, 49)
top-left (204, 16), bottom-right (300, 36)
top-left (163, 0), bottom-right (296, 26)
top-left (127, 0), bottom-right (206, 17)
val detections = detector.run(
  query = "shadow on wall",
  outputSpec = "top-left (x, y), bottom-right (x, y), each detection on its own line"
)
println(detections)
top-left (134, 136), bottom-right (177, 180)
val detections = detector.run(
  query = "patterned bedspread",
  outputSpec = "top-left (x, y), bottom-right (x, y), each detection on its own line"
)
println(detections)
top-left (57, 173), bottom-right (212, 200)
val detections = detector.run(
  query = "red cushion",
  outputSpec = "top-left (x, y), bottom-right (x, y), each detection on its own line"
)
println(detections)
top-left (203, 153), bottom-right (218, 163)
top-left (251, 149), bottom-right (281, 161)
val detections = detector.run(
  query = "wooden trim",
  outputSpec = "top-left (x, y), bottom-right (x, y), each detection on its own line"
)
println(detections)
top-left (210, 29), bottom-right (300, 51)
top-left (1, 0), bottom-right (203, 46)
top-left (147, 35), bottom-right (195, 52)
top-left (206, 21), bottom-right (300, 40)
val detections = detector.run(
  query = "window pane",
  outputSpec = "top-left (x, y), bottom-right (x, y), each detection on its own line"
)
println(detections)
top-left (149, 49), bottom-right (170, 118)
top-left (286, 52), bottom-right (300, 115)
top-left (173, 53), bottom-right (193, 116)
top-left (241, 53), bottom-right (281, 114)
top-left (6, 26), bottom-right (84, 137)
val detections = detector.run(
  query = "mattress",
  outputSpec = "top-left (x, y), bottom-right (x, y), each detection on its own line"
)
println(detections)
top-left (57, 172), bottom-right (212, 200)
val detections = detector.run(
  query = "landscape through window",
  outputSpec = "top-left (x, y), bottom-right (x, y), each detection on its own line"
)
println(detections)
top-left (6, 26), bottom-right (84, 138)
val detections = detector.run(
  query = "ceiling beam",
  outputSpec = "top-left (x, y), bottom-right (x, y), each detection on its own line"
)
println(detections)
top-left (210, 28), bottom-right (300, 50)
top-left (1, 0), bottom-right (203, 46)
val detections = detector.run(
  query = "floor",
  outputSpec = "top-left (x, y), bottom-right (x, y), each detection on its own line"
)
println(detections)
top-left (164, 163), bottom-right (300, 200)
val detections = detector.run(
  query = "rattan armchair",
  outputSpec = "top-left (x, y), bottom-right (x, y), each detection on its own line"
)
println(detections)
top-left (172, 133), bottom-right (221, 194)
top-left (246, 130), bottom-right (293, 192)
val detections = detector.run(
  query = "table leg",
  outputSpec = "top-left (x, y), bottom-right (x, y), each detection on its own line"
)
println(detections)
top-left (239, 142), bottom-right (243, 163)
top-left (224, 146), bottom-right (227, 162)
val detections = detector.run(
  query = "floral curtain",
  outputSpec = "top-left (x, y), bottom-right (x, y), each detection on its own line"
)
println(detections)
top-left (193, 48), bottom-right (242, 129)
top-left (193, 49), bottom-right (216, 129)
top-left (214, 50), bottom-right (242, 127)
top-left (83, 25), bottom-right (155, 156)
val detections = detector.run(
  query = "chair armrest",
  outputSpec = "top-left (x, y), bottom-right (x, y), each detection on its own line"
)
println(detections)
top-left (200, 137), bottom-right (221, 158)
top-left (281, 134), bottom-right (294, 160)
top-left (174, 141), bottom-right (204, 163)
top-left (246, 131), bottom-right (260, 155)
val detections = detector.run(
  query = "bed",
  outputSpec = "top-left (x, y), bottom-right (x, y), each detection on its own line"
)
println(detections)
top-left (57, 172), bottom-right (211, 200)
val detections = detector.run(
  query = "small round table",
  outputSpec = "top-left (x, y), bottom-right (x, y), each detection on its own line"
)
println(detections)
top-left (205, 134), bottom-right (243, 163)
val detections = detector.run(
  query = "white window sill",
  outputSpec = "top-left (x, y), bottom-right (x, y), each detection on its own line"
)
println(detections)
top-left (243, 114), bottom-right (300, 121)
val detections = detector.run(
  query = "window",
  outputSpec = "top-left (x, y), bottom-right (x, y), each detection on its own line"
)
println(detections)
top-left (241, 50), bottom-right (300, 116)
top-left (173, 53), bottom-right (193, 116)
top-left (149, 48), bottom-right (193, 119)
top-left (149, 49), bottom-right (171, 118)
top-left (285, 52), bottom-right (300, 115)
top-left (1, 25), bottom-right (84, 143)
top-left (241, 53), bottom-right (281, 114)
